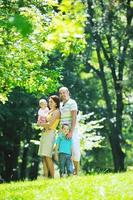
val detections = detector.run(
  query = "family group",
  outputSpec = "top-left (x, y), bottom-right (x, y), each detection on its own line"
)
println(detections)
top-left (37, 87), bottom-right (80, 178)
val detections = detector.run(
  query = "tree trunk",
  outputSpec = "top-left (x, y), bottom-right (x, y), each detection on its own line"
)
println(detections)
top-left (109, 132), bottom-right (125, 172)
top-left (99, 69), bottom-right (125, 172)
top-left (4, 145), bottom-right (20, 181)
top-left (20, 147), bottom-right (29, 180)
top-left (85, 0), bottom-right (132, 172)
top-left (28, 146), bottom-right (39, 180)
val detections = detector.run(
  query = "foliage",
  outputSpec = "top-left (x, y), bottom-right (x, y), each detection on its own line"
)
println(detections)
top-left (0, 88), bottom-right (40, 181)
top-left (78, 112), bottom-right (105, 151)
top-left (81, 0), bottom-right (133, 171)
top-left (59, 54), bottom-right (113, 172)
top-left (0, 0), bottom-right (132, 178)
top-left (59, 0), bottom-right (133, 171)
top-left (0, 172), bottom-right (133, 200)
top-left (0, 0), bottom-right (86, 102)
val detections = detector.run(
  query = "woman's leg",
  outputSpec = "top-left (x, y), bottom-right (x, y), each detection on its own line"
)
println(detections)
top-left (42, 157), bottom-right (49, 177)
top-left (45, 156), bottom-right (54, 178)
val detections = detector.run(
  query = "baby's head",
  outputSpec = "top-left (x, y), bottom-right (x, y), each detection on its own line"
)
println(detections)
top-left (62, 124), bottom-right (70, 136)
top-left (39, 99), bottom-right (47, 108)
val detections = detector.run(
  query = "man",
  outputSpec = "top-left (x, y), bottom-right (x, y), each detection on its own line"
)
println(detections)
top-left (59, 86), bottom-right (80, 175)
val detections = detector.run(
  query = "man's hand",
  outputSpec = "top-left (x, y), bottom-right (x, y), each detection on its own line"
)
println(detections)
top-left (71, 156), bottom-right (74, 160)
top-left (66, 131), bottom-right (73, 139)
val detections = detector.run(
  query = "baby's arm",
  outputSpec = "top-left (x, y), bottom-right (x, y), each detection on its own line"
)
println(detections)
top-left (37, 115), bottom-right (41, 125)
top-left (40, 110), bottom-right (60, 129)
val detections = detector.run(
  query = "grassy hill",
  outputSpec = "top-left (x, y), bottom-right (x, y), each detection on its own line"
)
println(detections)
top-left (0, 172), bottom-right (133, 200)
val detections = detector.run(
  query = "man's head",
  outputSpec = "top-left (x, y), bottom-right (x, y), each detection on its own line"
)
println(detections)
top-left (59, 87), bottom-right (70, 102)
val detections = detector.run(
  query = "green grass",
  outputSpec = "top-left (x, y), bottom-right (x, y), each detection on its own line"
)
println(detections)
top-left (0, 172), bottom-right (133, 200)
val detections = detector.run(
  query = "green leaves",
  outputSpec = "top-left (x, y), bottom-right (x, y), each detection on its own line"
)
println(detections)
top-left (8, 14), bottom-right (33, 37)
top-left (78, 112), bottom-right (105, 151)
top-left (0, 0), bottom-right (86, 101)
top-left (43, 0), bottom-right (87, 55)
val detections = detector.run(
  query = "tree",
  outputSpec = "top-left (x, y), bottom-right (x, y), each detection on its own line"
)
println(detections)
top-left (0, 88), bottom-right (39, 181)
top-left (0, 0), bottom-right (86, 102)
top-left (0, 0), bottom-right (87, 181)
top-left (84, 0), bottom-right (133, 171)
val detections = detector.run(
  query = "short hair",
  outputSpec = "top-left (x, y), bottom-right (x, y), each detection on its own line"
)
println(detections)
top-left (39, 99), bottom-right (47, 104)
top-left (49, 95), bottom-right (60, 108)
top-left (59, 86), bottom-right (69, 92)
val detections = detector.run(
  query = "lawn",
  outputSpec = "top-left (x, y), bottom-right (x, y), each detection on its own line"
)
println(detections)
top-left (0, 172), bottom-right (133, 200)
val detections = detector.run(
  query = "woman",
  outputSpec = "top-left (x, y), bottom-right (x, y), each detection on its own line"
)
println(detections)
top-left (38, 95), bottom-right (60, 178)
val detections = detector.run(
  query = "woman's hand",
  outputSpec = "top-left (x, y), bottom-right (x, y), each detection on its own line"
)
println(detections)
top-left (39, 123), bottom-right (49, 129)
top-left (54, 154), bottom-right (58, 161)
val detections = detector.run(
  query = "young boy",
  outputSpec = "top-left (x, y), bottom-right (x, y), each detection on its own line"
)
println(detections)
top-left (54, 124), bottom-right (73, 177)
top-left (37, 99), bottom-right (49, 125)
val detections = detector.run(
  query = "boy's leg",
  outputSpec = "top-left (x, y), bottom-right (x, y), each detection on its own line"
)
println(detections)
top-left (66, 154), bottom-right (73, 176)
top-left (59, 153), bottom-right (66, 177)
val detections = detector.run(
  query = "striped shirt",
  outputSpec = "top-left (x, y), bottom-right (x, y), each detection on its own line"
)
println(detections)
top-left (60, 98), bottom-right (78, 128)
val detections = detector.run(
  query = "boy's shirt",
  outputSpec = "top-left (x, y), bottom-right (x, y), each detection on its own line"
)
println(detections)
top-left (56, 133), bottom-right (72, 155)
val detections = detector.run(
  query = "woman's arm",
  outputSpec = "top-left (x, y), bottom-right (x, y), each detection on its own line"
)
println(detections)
top-left (40, 110), bottom-right (60, 129)
top-left (54, 144), bottom-right (59, 161)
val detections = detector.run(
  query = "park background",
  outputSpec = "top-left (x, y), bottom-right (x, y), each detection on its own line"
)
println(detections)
top-left (0, 0), bottom-right (133, 190)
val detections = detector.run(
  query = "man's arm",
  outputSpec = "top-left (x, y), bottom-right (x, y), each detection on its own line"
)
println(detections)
top-left (71, 141), bottom-right (74, 160)
top-left (67, 110), bottom-right (77, 139)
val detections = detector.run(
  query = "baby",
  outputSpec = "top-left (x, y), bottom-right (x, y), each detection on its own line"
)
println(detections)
top-left (37, 99), bottom-right (49, 125)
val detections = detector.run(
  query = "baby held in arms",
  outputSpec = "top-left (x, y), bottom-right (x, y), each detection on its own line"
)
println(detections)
top-left (37, 99), bottom-right (49, 125)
